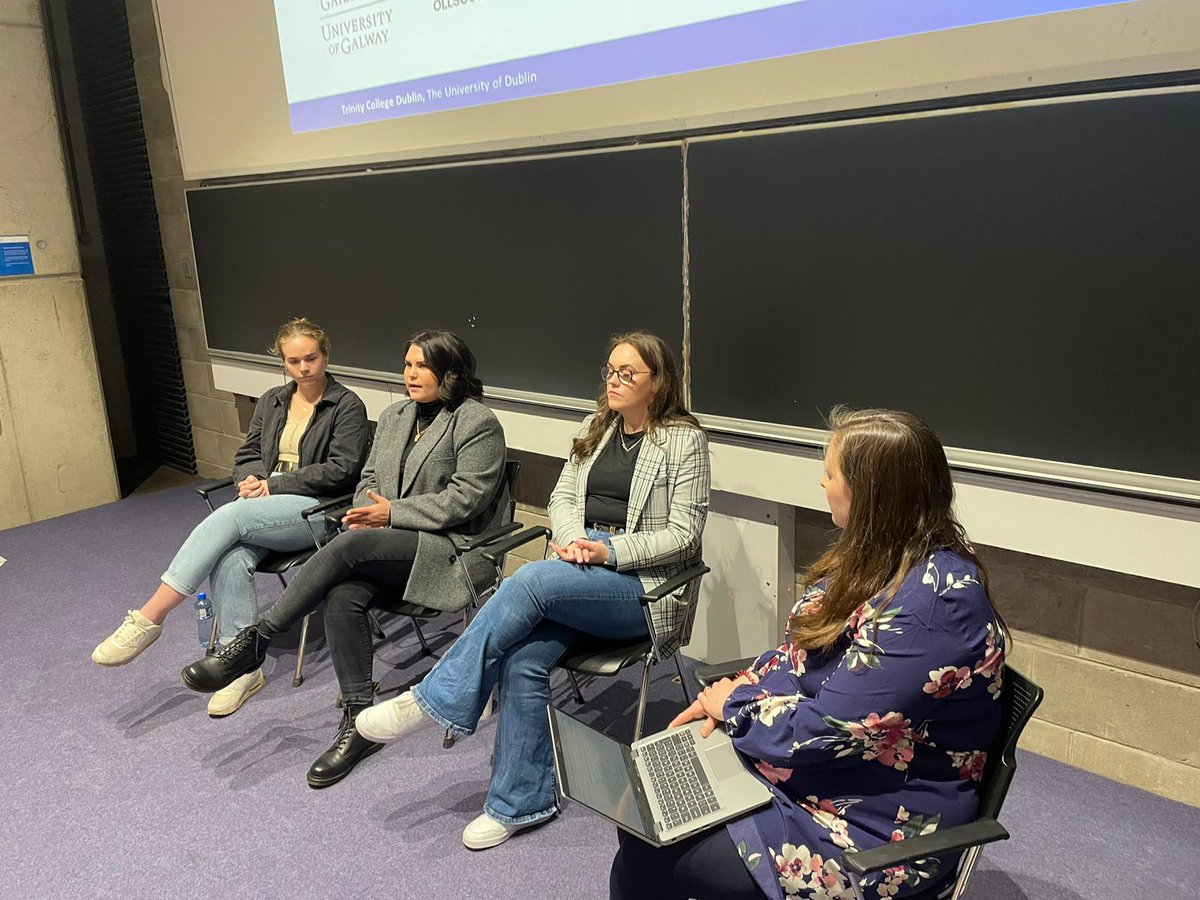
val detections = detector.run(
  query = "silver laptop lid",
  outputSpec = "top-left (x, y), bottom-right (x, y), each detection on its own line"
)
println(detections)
top-left (548, 704), bottom-right (658, 843)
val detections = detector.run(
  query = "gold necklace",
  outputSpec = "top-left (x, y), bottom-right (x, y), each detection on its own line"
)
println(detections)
top-left (413, 420), bottom-right (431, 442)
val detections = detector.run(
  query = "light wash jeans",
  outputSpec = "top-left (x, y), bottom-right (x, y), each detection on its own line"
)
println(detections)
top-left (413, 530), bottom-right (649, 825)
top-left (161, 492), bottom-right (318, 642)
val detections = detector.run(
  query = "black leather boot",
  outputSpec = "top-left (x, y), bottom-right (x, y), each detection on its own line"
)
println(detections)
top-left (180, 626), bottom-right (270, 693)
top-left (307, 703), bottom-right (384, 789)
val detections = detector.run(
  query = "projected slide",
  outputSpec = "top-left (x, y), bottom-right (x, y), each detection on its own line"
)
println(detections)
top-left (275, 0), bottom-right (1129, 134)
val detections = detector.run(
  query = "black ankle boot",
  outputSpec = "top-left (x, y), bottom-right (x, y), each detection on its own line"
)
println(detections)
top-left (180, 626), bottom-right (270, 693)
top-left (306, 704), bottom-right (384, 789)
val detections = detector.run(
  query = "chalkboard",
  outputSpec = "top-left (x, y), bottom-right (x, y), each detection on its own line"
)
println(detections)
top-left (188, 147), bottom-right (684, 401)
top-left (687, 91), bottom-right (1200, 481)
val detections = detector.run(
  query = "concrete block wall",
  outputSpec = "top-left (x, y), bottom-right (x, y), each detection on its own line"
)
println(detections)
top-left (124, 0), bottom-right (242, 479)
top-left (0, 2), bottom-right (119, 528)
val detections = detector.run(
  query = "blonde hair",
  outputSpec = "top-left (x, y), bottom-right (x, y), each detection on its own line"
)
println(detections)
top-left (268, 317), bottom-right (330, 362)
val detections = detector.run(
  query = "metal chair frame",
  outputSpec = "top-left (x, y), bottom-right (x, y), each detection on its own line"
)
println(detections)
top-left (557, 562), bottom-right (711, 741)
top-left (317, 460), bottom-right (529, 746)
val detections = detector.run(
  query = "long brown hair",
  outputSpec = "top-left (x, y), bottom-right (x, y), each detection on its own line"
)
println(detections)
top-left (789, 406), bottom-right (999, 651)
top-left (570, 332), bottom-right (699, 461)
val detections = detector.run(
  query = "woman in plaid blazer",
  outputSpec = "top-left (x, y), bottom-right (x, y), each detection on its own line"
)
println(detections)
top-left (356, 331), bottom-right (711, 851)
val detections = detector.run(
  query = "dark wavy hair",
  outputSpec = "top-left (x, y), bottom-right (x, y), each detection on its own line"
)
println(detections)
top-left (789, 406), bottom-right (1002, 651)
top-left (407, 330), bottom-right (483, 409)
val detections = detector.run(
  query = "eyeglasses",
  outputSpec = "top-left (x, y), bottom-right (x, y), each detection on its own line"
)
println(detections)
top-left (601, 364), bottom-right (651, 386)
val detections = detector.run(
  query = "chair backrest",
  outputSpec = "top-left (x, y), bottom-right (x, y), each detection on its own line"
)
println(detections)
top-left (977, 666), bottom-right (1044, 820)
top-left (502, 459), bottom-right (521, 524)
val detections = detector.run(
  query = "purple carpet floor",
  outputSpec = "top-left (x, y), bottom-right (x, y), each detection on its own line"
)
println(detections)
top-left (0, 484), bottom-right (1197, 898)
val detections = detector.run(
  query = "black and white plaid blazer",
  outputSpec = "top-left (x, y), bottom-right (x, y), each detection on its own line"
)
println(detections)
top-left (548, 415), bottom-right (711, 654)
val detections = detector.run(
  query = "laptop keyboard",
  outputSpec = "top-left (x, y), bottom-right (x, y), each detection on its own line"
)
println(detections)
top-left (638, 729), bottom-right (721, 831)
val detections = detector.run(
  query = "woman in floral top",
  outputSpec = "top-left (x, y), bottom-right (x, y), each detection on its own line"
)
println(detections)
top-left (610, 407), bottom-right (1006, 900)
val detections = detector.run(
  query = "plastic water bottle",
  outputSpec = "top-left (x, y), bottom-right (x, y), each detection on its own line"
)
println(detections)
top-left (195, 592), bottom-right (213, 649)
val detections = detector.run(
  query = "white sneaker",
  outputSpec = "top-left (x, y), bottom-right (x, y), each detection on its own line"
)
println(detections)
top-left (92, 610), bottom-right (162, 666)
top-left (207, 668), bottom-right (265, 717)
top-left (354, 690), bottom-right (432, 743)
top-left (462, 812), bottom-right (543, 851)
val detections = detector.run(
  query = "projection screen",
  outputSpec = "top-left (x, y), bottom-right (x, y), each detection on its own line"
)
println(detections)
top-left (155, 1), bottom-right (1200, 179)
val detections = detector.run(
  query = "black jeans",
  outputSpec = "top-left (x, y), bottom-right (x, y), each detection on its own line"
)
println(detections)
top-left (259, 528), bottom-right (420, 705)
top-left (609, 828), bottom-right (764, 900)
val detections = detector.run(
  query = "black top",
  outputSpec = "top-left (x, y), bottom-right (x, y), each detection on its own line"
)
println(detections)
top-left (398, 399), bottom-right (445, 489)
top-left (584, 430), bottom-right (644, 527)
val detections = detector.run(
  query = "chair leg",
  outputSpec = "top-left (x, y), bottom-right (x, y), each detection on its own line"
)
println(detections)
top-left (949, 846), bottom-right (983, 900)
top-left (632, 658), bottom-right (653, 742)
top-left (368, 610), bottom-right (386, 641)
top-left (672, 653), bottom-right (690, 703)
top-left (206, 613), bottom-right (220, 656)
top-left (847, 872), bottom-right (867, 900)
top-left (293, 613), bottom-right (310, 687)
top-left (567, 671), bottom-right (586, 705)
top-left (410, 617), bottom-right (434, 657)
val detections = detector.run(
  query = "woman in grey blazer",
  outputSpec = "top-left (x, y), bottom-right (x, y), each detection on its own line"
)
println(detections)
top-left (177, 330), bottom-right (508, 787)
top-left (356, 331), bottom-right (711, 851)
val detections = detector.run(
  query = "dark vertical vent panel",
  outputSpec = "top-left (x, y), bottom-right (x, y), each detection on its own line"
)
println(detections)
top-left (63, 0), bottom-right (196, 474)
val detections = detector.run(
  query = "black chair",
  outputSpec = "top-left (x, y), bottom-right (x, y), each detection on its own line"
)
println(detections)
top-left (556, 562), bottom-right (711, 742)
top-left (195, 478), bottom-right (349, 687)
top-left (362, 459), bottom-right (524, 662)
top-left (695, 659), bottom-right (1044, 900)
top-left (453, 529), bottom-right (709, 743)
top-left (314, 460), bottom-right (527, 746)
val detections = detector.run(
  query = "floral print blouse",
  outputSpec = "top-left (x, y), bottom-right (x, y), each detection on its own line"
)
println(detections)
top-left (723, 549), bottom-right (1005, 900)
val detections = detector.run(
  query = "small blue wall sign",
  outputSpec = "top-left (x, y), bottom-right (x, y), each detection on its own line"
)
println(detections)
top-left (0, 235), bottom-right (35, 277)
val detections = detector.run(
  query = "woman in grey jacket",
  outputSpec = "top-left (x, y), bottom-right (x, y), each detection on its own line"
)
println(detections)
top-left (92, 318), bottom-right (370, 719)
top-left (178, 330), bottom-right (509, 787)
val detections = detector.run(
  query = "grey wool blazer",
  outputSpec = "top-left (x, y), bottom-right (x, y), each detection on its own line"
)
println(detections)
top-left (547, 415), bottom-right (711, 655)
top-left (352, 397), bottom-right (508, 612)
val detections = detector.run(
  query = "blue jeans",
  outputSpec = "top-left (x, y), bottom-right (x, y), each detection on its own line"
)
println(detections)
top-left (413, 530), bottom-right (649, 825)
top-left (161, 493), bottom-right (318, 642)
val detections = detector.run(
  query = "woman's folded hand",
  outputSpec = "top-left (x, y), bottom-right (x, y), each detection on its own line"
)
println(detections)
top-left (548, 539), bottom-right (610, 565)
top-left (342, 490), bottom-right (391, 529)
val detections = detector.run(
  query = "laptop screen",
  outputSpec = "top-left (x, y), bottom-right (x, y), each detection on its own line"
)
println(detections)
top-left (551, 707), bottom-right (649, 837)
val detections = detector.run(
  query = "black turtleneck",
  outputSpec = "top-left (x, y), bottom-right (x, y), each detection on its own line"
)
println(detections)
top-left (415, 399), bottom-right (443, 429)
top-left (398, 399), bottom-right (445, 489)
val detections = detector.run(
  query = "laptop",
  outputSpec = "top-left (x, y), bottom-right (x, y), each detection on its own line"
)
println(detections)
top-left (548, 704), bottom-right (772, 846)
